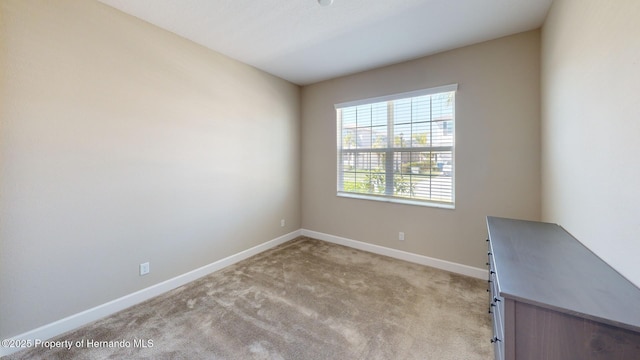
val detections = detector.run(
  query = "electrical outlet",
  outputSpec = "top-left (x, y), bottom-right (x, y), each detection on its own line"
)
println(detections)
top-left (281, 219), bottom-right (285, 227)
top-left (399, 232), bottom-right (405, 241)
top-left (139, 262), bottom-right (150, 276)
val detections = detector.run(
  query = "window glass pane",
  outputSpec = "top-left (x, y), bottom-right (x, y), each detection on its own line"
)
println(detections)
top-left (371, 127), bottom-right (387, 148)
top-left (406, 152), bottom-right (433, 175)
top-left (392, 152), bottom-right (410, 175)
top-left (341, 107), bottom-right (357, 128)
top-left (393, 124), bottom-right (411, 147)
top-left (371, 152), bottom-right (386, 171)
top-left (411, 174), bottom-right (430, 199)
top-left (430, 176), bottom-right (452, 201)
top-left (432, 119), bottom-right (453, 146)
top-left (341, 153), bottom-right (354, 172)
top-left (393, 174), bottom-right (413, 198)
top-left (356, 105), bottom-right (371, 128)
top-left (433, 150), bottom-right (452, 176)
top-left (432, 92), bottom-right (454, 119)
top-left (354, 173), bottom-right (369, 194)
top-left (342, 129), bottom-right (356, 149)
top-left (368, 172), bottom-right (385, 194)
top-left (411, 122), bottom-right (430, 147)
top-left (393, 98), bottom-right (412, 125)
top-left (355, 152), bottom-right (371, 171)
top-left (395, 151), bottom-right (415, 176)
top-left (355, 128), bottom-right (372, 149)
top-left (342, 171), bottom-right (356, 190)
top-left (412, 96), bottom-right (430, 122)
top-left (371, 102), bottom-right (387, 126)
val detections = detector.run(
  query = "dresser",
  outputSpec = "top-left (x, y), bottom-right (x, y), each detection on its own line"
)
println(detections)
top-left (486, 216), bottom-right (640, 360)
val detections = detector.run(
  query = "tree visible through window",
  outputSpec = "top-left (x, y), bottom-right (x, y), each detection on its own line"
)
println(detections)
top-left (336, 85), bottom-right (456, 207)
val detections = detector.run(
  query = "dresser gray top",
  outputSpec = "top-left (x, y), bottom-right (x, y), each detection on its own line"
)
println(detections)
top-left (487, 216), bottom-right (640, 332)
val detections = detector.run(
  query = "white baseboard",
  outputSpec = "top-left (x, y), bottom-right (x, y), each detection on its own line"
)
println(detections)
top-left (2, 228), bottom-right (486, 357)
top-left (302, 229), bottom-right (488, 280)
top-left (0, 230), bottom-right (302, 357)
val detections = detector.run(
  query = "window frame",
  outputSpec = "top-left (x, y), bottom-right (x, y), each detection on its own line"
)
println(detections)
top-left (335, 84), bottom-right (457, 209)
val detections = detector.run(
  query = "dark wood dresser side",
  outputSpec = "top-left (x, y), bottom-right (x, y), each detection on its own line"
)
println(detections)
top-left (486, 216), bottom-right (640, 360)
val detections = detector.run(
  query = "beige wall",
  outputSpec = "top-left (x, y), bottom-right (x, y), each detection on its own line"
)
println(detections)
top-left (301, 31), bottom-right (541, 269)
top-left (0, 0), bottom-right (300, 338)
top-left (541, 0), bottom-right (640, 286)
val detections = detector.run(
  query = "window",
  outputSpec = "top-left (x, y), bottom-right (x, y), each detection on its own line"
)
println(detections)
top-left (336, 84), bottom-right (456, 208)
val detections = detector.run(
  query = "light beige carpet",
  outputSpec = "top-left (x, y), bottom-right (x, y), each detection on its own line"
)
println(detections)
top-left (5, 237), bottom-right (492, 360)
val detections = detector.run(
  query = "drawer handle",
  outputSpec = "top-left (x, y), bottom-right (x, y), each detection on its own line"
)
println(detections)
top-left (486, 238), bottom-right (489, 242)
top-left (491, 337), bottom-right (501, 343)
top-left (488, 303), bottom-right (496, 314)
top-left (487, 251), bottom-right (492, 256)
top-left (493, 297), bottom-right (501, 303)
top-left (490, 270), bottom-right (496, 275)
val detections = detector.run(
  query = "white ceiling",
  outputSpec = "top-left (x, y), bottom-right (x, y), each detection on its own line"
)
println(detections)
top-left (98, 0), bottom-right (553, 85)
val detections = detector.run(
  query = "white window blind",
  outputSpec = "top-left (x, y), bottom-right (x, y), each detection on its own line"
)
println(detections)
top-left (336, 84), bottom-right (456, 208)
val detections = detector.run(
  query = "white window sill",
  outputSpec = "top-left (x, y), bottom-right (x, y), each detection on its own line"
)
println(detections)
top-left (337, 192), bottom-right (455, 209)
